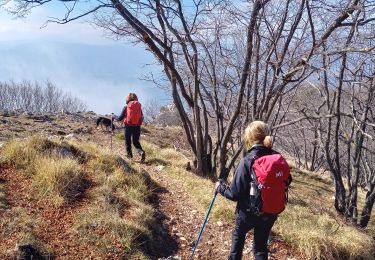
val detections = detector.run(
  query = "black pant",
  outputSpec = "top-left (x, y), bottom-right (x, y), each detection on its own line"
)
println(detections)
top-left (124, 125), bottom-right (143, 157)
top-left (229, 210), bottom-right (277, 260)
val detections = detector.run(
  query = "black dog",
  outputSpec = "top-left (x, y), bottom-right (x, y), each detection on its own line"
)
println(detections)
top-left (96, 116), bottom-right (115, 131)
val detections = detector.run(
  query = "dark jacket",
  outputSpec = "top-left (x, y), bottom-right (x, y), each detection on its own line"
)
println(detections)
top-left (217, 146), bottom-right (292, 213)
top-left (117, 106), bottom-right (127, 122)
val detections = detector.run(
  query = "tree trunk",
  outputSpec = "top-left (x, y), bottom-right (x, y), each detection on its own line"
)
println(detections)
top-left (360, 186), bottom-right (375, 228)
top-left (334, 172), bottom-right (347, 214)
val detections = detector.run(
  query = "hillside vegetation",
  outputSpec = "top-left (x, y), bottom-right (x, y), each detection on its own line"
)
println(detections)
top-left (0, 113), bottom-right (374, 259)
top-left (139, 126), bottom-right (375, 260)
top-left (0, 135), bottom-right (154, 259)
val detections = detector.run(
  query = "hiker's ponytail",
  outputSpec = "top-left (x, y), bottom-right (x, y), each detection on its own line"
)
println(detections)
top-left (263, 136), bottom-right (273, 148)
top-left (244, 121), bottom-right (272, 150)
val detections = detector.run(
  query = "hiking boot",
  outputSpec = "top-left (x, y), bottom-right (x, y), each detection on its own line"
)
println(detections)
top-left (140, 151), bottom-right (146, 163)
top-left (126, 154), bottom-right (133, 159)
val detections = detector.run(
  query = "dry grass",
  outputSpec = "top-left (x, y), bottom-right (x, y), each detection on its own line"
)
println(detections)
top-left (2, 137), bottom-right (87, 206)
top-left (142, 137), bottom-right (375, 260)
top-left (2, 137), bottom-right (45, 174)
top-left (71, 141), bottom-right (155, 258)
top-left (32, 157), bottom-right (86, 206)
top-left (1, 136), bottom-right (155, 258)
top-left (276, 204), bottom-right (375, 259)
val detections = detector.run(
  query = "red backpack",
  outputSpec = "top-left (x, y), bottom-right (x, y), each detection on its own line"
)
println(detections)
top-left (250, 154), bottom-right (290, 215)
top-left (124, 101), bottom-right (142, 126)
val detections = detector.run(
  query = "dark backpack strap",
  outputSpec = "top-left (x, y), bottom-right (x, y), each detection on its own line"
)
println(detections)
top-left (247, 150), bottom-right (261, 215)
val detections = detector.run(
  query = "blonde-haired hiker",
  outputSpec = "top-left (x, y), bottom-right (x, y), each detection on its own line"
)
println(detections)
top-left (216, 121), bottom-right (292, 260)
top-left (117, 93), bottom-right (145, 162)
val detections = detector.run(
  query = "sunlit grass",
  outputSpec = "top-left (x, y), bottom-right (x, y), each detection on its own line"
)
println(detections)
top-left (1, 136), bottom-right (155, 258)
top-left (142, 136), bottom-right (375, 260)
top-left (32, 156), bottom-right (86, 206)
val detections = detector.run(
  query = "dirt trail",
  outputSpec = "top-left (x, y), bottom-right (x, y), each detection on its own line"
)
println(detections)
top-left (93, 130), bottom-right (298, 260)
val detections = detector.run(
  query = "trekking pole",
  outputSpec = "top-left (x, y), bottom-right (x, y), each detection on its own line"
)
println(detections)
top-left (189, 179), bottom-right (223, 260)
top-left (110, 113), bottom-right (114, 152)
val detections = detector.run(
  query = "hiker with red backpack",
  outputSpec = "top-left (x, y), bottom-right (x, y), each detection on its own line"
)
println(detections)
top-left (116, 93), bottom-right (146, 162)
top-left (216, 121), bottom-right (292, 260)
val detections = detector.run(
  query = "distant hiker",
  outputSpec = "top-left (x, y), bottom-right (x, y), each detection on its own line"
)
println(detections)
top-left (216, 121), bottom-right (292, 260)
top-left (116, 93), bottom-right (146, 162)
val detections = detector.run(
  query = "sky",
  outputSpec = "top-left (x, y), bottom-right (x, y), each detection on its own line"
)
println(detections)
top-left (0, 3), bottom-right (170, 115)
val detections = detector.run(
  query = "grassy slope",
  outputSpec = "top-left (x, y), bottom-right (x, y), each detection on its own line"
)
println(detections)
top-left (1, 121), bottom-right (374, 259)
top-left (0, 136), bottom-right (154, 259)
top-left (139, 127), bottom-right (375, 260)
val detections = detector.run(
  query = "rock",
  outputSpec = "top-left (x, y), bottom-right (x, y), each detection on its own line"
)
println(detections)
top-left (22, 111), bottom-right (33, 117)
top-left (116, 156), bottom-right (132, 173)
top-left (57, 130), bottom-right (67, 135)
top-left (191, 210), bottom-right (197, 214)
top-left (217, 221), bottom-right (223, 227)
top-left (9, 110), bottom-right (16, 116)
top-left (33, 115), bottom-right (53, 122)
top-left (179, 237), bottom-right (187, 241)
top-left (73, 126), bottom-right (92, 134)
top-left (158, 256), bottom-right (181, 260)
top-left (53, 142), bottom-right (87, 163)
top-left (54, 146), bottom-right (75, 157)
top-left (0, 109), bottom-right (9, 117)
top-left (65, 133), bottom-right (75, 138)
top-left (14, 243), bottom-right (44, 259)
top-left (155, 165), bottom-right (165, 172)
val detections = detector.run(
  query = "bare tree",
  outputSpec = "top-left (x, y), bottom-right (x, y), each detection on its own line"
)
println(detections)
top-left (3, 0), bottom-right (375, 225)
top-left (0, 80), bottom-right (87, 114)
top-left (142, 98), bottom-right (162, 124)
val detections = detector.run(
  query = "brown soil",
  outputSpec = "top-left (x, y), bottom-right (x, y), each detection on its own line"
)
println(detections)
top-left (0, 167), bottom-right (106, 259)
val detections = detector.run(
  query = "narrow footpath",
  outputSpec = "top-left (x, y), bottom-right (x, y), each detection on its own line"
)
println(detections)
top-left (94, 129), bottom-right (298, 260)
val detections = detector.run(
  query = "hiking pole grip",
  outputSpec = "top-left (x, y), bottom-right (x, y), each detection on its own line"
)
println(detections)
top-left (190, 179), bottom-right (223, 260)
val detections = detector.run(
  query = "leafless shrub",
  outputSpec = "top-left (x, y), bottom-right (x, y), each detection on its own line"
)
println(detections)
top-left (0, 80), bottom-right (87, 114)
